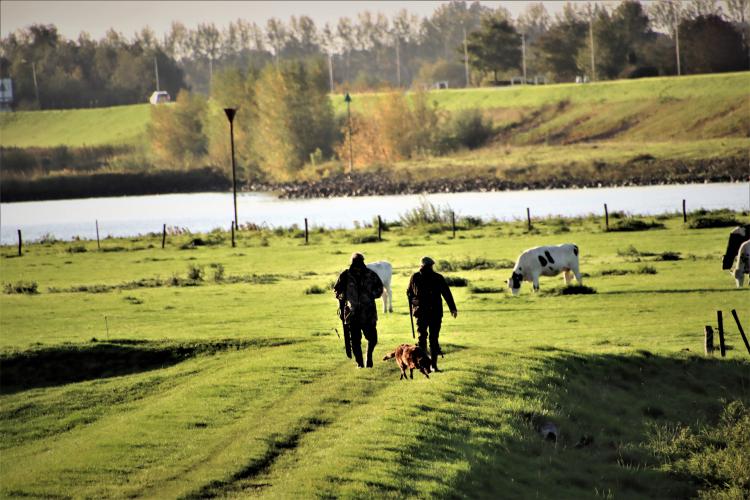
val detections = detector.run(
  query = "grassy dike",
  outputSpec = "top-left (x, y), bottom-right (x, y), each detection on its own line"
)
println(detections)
top-left (1, 212), bottom-right (749, 498)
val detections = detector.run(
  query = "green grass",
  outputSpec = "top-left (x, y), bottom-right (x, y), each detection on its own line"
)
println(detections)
top-left (0, 103), bottom-right (151, 148)
top-left (1, 212), bottom-right (749, 498)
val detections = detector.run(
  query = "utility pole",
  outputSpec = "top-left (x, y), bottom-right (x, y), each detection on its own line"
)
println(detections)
top-left (463, 27), bottom-right (470, 87)
top-left (154, 56), bottom-right (160, 91)
top-left (674, 22), bottom-right (681, 76)
top-left (521, 32), bottom-right (527, 84)
top-left (345, 93), bottom-right (353, 174)
top-left (328, 52), bottom-right (334, 93)
top-left (395, 37), bottom-right (401, 88)
top-left (31, 62), bottom-right (40, 108)
top-left (588, 9), bottom-right (596, 82)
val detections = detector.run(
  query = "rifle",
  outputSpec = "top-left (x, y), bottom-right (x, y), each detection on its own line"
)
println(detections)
top-left (339, 300), bottom-right (352, 359)
top-left (407, 295), bottom-right (415, 339)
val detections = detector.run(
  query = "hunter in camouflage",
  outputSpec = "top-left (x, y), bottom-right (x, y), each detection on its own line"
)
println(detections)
top-left (406, 256), bottom-right (458, 372)
top-left (333, 252), bottom-right (384, 368)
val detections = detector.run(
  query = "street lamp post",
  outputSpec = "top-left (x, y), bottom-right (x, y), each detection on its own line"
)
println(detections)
top-left (223, 108), bottom-right (238, 246)
top-left (345, 93), bottom-right (353, 175)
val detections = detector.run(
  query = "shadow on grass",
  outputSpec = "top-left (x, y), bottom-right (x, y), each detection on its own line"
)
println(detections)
top-left (0, 338), bottom-right (297, 394)
top-left (393, 349), bottom-right (750, 498)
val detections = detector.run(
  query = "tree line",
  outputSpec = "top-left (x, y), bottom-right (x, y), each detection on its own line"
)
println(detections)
top-left (1, 0), bottom-right (748, 110)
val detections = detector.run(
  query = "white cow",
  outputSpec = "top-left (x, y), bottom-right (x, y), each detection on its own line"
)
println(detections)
top-left (367, 261), bottom-right (393, 313)
top-left (507, 244), bottom-right (582, 296)
top-left (731, 240), bottom-right (750, 288)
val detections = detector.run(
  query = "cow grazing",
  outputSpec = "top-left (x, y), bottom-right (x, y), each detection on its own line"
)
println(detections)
top-left (508, 244), bottom-right (582, 296)
top-left (367, 261), bottom-right (393, 313)
top-left (723, 225), bottom-right (750, 270)
top-left (731, 239), bottom-right (750, 288)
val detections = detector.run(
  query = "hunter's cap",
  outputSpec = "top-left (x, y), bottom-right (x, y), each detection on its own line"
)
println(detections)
top-left (421, 256), bottom-right (435, 266)
top-left (351, 252), bottom-right (365, 264)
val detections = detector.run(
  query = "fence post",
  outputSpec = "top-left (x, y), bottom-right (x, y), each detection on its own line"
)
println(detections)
top-left (452, 211), bottom-right (456, 239)
top-left (17, 229), bottom-right (22, 256)
top-left (704, 325), bottom-right (714, 356)
top-left (231, 221), bottom-right (236, 248)
top-left (304, 218), bottom-right (309, 245)
top-left (730, 309), bottom-right (750, 356)
top-left (526, 208), bottom-right (532, 231)
top-left (162, 224), bottom-right (167, 249)
top-left (604, 203), bottom-right (609, 231)
top-left (682, 199), bottom-right (687, 223)
top-left (717, 310), bottom-right (726, 358)
top-left (377, 215), bottom-right (382, 241)
top-left (96, 220), bottom-right (101, 250)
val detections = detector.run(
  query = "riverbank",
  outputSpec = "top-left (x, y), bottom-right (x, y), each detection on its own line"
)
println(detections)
top-left (3, 155), bottom-right (747, 203)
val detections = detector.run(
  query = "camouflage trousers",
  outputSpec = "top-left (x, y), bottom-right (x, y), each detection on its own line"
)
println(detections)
top-left (349, 321), bottom-right (378, 368)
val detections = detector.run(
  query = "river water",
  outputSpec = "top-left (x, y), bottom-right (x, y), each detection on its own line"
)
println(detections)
top-left (1, 182), bottom-right (748, 244)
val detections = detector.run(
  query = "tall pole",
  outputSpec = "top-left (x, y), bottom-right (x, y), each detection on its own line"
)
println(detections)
top-left (589, 9), bottom-right (596, 82)
top-left (154, 56), bottom-right (160, 91)
top-left (395, 37), bottom-right (401, 88)
top-left (31, 62), bottom-right (40, 108)
top-left (521, 32), bottom-right (527, 84)
top-left (675, 23), bottom-right (681, 76)
top-left (224, 108), bottom-right (238, 241)
top-left (463, 27), bottom-right (470, 87)
top-left (345, 93), bottom-right (353, 174)
top-left (328, 53), bottom-right (334, 93)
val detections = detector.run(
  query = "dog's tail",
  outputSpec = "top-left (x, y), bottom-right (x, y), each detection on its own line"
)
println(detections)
top-left (382, 350), bottom-right (396, 361)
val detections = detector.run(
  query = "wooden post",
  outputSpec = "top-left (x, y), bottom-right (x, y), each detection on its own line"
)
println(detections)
top-left (526, 208), bottom-right (532, 231)
top-left (17, 229), bottom-right (22, 256)
top-left (682, 199), bottom-right (686, 223)
top-left (452, 211), bottom-right (456, 239)
top-left (304, 218), bottom-right (309, 245)
top-left (731, 309), bottom-right (750, 356)
top-left (231, 221), bottom-right (236, 248)
top-left (377, 215), bottom-right (382, 242)
top-left (717, 310), bottom-right (726, 358)
top-left (161, 224), bottom-right (167, 249)
top-left (604, 203), bottom-right (609, 231)
top-left (704, 325), bottom-right (714, 356)
top-left (95, 220), bottom-right (101, 250)
top-left (105, 315), bottom-right (109, 341)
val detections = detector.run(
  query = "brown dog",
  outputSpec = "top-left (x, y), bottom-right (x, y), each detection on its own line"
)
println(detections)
top-left (382, 344), bottom-right (431, 380)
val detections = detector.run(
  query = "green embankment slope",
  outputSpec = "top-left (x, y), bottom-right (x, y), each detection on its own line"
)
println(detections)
top-left (0, 103), bottom-right (151, 148)
top-left (1, 215), bottom-right (748, 498)
top-left (1, 72), bottom-right (748, 149)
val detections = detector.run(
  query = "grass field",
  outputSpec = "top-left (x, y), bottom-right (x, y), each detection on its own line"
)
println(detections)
top-left (1, 212), bottom-right (749, 498)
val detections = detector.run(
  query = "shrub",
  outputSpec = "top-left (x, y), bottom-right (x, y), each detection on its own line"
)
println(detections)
top-left (304, 284), bottom-right (327, 295)
top-left (600, 269), bottom-right (632, 276)
top-left (443, 108), bottom-right (494, 150)
top-left (397, 240), bottom-right (422, 247)
top-left (400, 198), bottom-right (453, 227)
top-left (469, 285), bottom-right (503, 294)
top-left (437, 257), bottom-right (513, 272)
top-left (688, 215), bottom-right (741, 229)
top-left (541, 284), bottom-right (597, 296)
top-left (67, 245), bottom-right (87, 253)
top-left (609, 219), bottom-right (664, 232)
top-left (350, 234), bottom-right (380, 244)
top-left (211, 263), bottom-right (225, 282)
top-left (187, 264), bottom-right (204, 281)
top-left (4, 281), bottom-right (39, 294)
top-left (617, 245), bottom-right (656, 258)
top-left (656, 252), bottom-right (681, 261)
top-left (637, 265), bottom-right (657, 275)
top-left (444, 276), bottom-right (469, 287)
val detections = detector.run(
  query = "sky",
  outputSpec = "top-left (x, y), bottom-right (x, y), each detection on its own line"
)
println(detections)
top-left (1, 1), bottom-right (572, 40)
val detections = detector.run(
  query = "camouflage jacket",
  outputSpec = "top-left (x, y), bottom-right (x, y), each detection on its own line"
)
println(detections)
top-left (406, 268), bottom-right (456, 319)
top-left (333, 263), bottom-right (384, 326)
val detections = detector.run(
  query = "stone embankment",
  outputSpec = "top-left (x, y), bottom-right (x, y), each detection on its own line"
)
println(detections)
top-left (254, 157), bottom-right (748, 199)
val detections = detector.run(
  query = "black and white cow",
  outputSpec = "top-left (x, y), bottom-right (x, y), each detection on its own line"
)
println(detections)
top-left (507, 244), bottom-right (582, 296)
top-left (722, 225), bottom-right (750, 270)
top-left (367, 261), bottom-right (393, 313)
top-left (731, 240), bottom-right (750, 288)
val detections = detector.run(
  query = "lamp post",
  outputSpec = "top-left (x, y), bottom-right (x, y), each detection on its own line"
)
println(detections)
top-left (345, 93), bottom-right (353, 174)
top-left (223, 108), bottom-right (238, 245)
